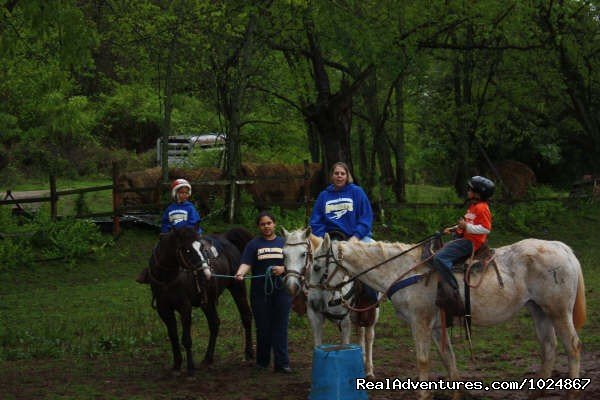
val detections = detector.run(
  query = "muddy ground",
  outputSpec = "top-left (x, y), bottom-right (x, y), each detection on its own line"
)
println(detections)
top-left (1, 337), bottom-right (597, 400)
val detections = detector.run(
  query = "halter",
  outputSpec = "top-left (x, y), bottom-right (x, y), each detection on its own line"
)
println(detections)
top-left (283, 239), bottom-right (313, 288)
top-left (148, 242), bottom-right (210, 290)
top-left (311, 244), bottom-right (347, 291)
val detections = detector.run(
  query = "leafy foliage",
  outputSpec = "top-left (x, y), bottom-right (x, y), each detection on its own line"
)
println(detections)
top-left (0, 209), bottom-right (112, 271)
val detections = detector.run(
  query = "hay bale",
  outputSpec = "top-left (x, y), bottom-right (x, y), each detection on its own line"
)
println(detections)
top-left (117, 167), bottom-right (226, 215)
top-left (169, 167), bottom-right (226, 216)
top-left (241, 162), bottom-right (322, 209)
top-left (118, 167), bottom-right (162, 205)
top-left (493, 160), bottom-right (536, 199)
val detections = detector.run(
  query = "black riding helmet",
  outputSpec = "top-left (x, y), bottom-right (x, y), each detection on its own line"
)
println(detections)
top-left (468, 176), bottom-right (495, 200)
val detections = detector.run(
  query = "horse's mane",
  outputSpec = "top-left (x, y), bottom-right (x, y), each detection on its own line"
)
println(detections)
top-left (222, 227), bottom-right (254, 254)
top-left (339, 240), bottom-right (419, 262)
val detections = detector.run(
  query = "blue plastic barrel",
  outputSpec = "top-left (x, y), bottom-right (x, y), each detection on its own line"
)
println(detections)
top-left (309, 344), bottom-right (368, 400)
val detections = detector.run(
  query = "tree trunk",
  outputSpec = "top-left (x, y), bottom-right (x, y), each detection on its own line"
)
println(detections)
top-left (393, 78), bottom-right (406, 202)
top-left (160, 37), bottom-right (177, 184)
top-left (302, 17), bottom-right (373, 179)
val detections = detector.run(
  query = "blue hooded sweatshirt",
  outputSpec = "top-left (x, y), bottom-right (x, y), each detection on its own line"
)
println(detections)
top-left (309, 183), bottom-right (373, 239)
top-left (160, 200), bottom-right (202, 234)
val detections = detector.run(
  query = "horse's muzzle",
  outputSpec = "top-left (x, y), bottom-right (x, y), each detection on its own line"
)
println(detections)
top-left (284, 276), bottom-right (301, 296)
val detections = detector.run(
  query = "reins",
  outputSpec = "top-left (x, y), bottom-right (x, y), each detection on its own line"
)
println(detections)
top-left (323, 233), bottom-right (440, 291)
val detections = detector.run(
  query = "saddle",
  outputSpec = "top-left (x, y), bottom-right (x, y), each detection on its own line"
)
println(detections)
top-left (436, 241), bottom-right (496, 327)
top-left (450, 242), bottom-right (494, 273)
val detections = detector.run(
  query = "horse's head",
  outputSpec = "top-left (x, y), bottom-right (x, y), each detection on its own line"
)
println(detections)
top-left (311, 234), bottom-right (346, 288)
top-left (308, 234), bottom-right (351, 312)
top-left (282, 227), bottom-right (320, 296)
top-left (170, 227), bottom-right (211, 280)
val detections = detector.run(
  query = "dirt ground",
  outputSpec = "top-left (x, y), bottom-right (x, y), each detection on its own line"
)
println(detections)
top-left (1, 341), bottom-right (598, 400)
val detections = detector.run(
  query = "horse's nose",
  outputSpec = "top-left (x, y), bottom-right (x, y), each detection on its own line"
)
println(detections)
top-left (284, 276), bottom-right (299, 296)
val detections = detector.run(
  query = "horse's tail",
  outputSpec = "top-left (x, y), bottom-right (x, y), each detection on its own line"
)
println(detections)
top-left (224, 227), bottom-right (254, 254)
top-left (573, 267), bottom-right (587, 331)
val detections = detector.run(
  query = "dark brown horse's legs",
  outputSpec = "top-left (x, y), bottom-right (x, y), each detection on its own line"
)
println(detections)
top-left (202, 304), bottom-right (220, 364)
top-left (180, 305), bottom-right (195, 375)
top-left (158, 307), bottom-right (182, 371)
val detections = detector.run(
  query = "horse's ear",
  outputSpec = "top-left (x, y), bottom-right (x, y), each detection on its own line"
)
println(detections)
top-left (281, 227), bottom-right (289, 238)
top-left (322, 233), bottom-right (330, 250)
top-left (305, 226), bottom-right (312, 238)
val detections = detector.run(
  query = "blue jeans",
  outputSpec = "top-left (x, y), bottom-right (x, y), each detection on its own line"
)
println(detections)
top-left (433, 239), bottom-right (473, 289)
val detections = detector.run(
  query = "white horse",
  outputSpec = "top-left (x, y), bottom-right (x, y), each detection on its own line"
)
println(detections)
top-left (282, 227), bottom-right (380, 379)
top-left (313, 234), bottom-right (586, 399)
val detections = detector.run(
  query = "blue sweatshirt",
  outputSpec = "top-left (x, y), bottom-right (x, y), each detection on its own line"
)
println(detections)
top-left (309, 183), bottom-right (373, 239)
top-left (160, 200), bottom-right (202, 234)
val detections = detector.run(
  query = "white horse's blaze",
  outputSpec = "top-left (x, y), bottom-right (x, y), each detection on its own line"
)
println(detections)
top-left (192, 241), bottom-right (211, 280)
top-left (314, 237), bottom-right (586, 399)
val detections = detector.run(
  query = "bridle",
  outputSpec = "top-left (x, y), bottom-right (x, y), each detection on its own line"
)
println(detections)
top-left (148, 241), bottom-right (210, 289)
top-left (283, 239), bottom-right (313, 290)
top-left (311, 243), bottom-right (348, 291)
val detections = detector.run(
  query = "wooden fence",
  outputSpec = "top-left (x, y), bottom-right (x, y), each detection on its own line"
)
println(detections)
top-left (1, 162), bottom-right (583, 237)
top-left (0, 162), bottom-right (315, 236)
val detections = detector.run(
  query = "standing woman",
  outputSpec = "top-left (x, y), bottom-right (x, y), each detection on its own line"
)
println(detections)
top-left (235, 212), bottom-right (292, 373)
top-left (310, 161), bottom-right (374, 241)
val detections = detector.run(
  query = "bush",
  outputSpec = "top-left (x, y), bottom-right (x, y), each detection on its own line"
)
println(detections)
top-left (494, 200), bottom-right (566, 235)
top-left (0, 208), bottom-right (112, 270)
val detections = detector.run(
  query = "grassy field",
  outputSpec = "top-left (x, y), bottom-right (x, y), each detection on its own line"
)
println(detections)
top-left (0, 189), bottom-right (598, 399)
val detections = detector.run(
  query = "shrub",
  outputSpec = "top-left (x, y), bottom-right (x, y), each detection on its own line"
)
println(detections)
top-left (30, 215), bottom-right (111, 261)
top-left (0, 208), bottom-right (111, 270)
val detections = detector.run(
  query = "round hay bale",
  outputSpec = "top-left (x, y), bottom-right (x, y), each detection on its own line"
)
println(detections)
top-left (241, 162), bottom-right (323, 209)
top-left (493, 160), bottom-right (536, 199)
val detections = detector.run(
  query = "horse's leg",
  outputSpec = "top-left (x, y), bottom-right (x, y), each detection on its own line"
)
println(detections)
top-left (228, 282), bottom-right (254, 360)
top-left (431, 313), bottom-right (459, 381)
top-left (179, 304), bottom-right (196, 376)
top-left (340, 314), bottom-right (352, 344)
top-left (201, 302), bottom-right (220, 364)
top-left (410, 316), bottom-right (435, 400)
top-left (363, 309), bottom-right (378, 379)
top-left (157, 304), bottom-right (182, 373)
top-left (524, 301), bottom-right (557, 400)
top-left (307, 306), bottom-right (325, 346)
top-left (551, 313), bottom-right (583, 400)
top-left (526, 301), bottom-right (557, 379)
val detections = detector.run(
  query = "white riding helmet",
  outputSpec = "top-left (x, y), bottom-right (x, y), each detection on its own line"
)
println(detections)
top-left (171, 178), bottom-right (192, 200)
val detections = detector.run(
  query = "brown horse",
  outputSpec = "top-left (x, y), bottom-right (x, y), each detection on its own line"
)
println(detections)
top-left (147, 226), bottom-right (254, 376)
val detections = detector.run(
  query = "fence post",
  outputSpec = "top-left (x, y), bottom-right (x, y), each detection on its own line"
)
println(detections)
top-left (303, 160), bottom-right (310, 219)
top-left (49, 175), bottom-right (57, 221)
top-left (112, 162), bottom-right (121, 237)
top-left (228, 178), bottom-right (236, 224)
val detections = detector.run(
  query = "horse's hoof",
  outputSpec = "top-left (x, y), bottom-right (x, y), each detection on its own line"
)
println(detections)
top-left (365, 373), bottom-right (375, 380)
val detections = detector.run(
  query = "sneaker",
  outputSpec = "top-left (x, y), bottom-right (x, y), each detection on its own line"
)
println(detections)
top-left (274, 366), bottom-right (292, 374)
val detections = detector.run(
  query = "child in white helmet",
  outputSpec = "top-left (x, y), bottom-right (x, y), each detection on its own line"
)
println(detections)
top-left (136, 178), bottom-right (206, 284)
top-left (160, 178), bottom-right (202, 235)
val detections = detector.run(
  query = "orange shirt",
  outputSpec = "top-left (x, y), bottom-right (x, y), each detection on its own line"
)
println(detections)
top-left (456, 201), bottom-right (492, 251)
